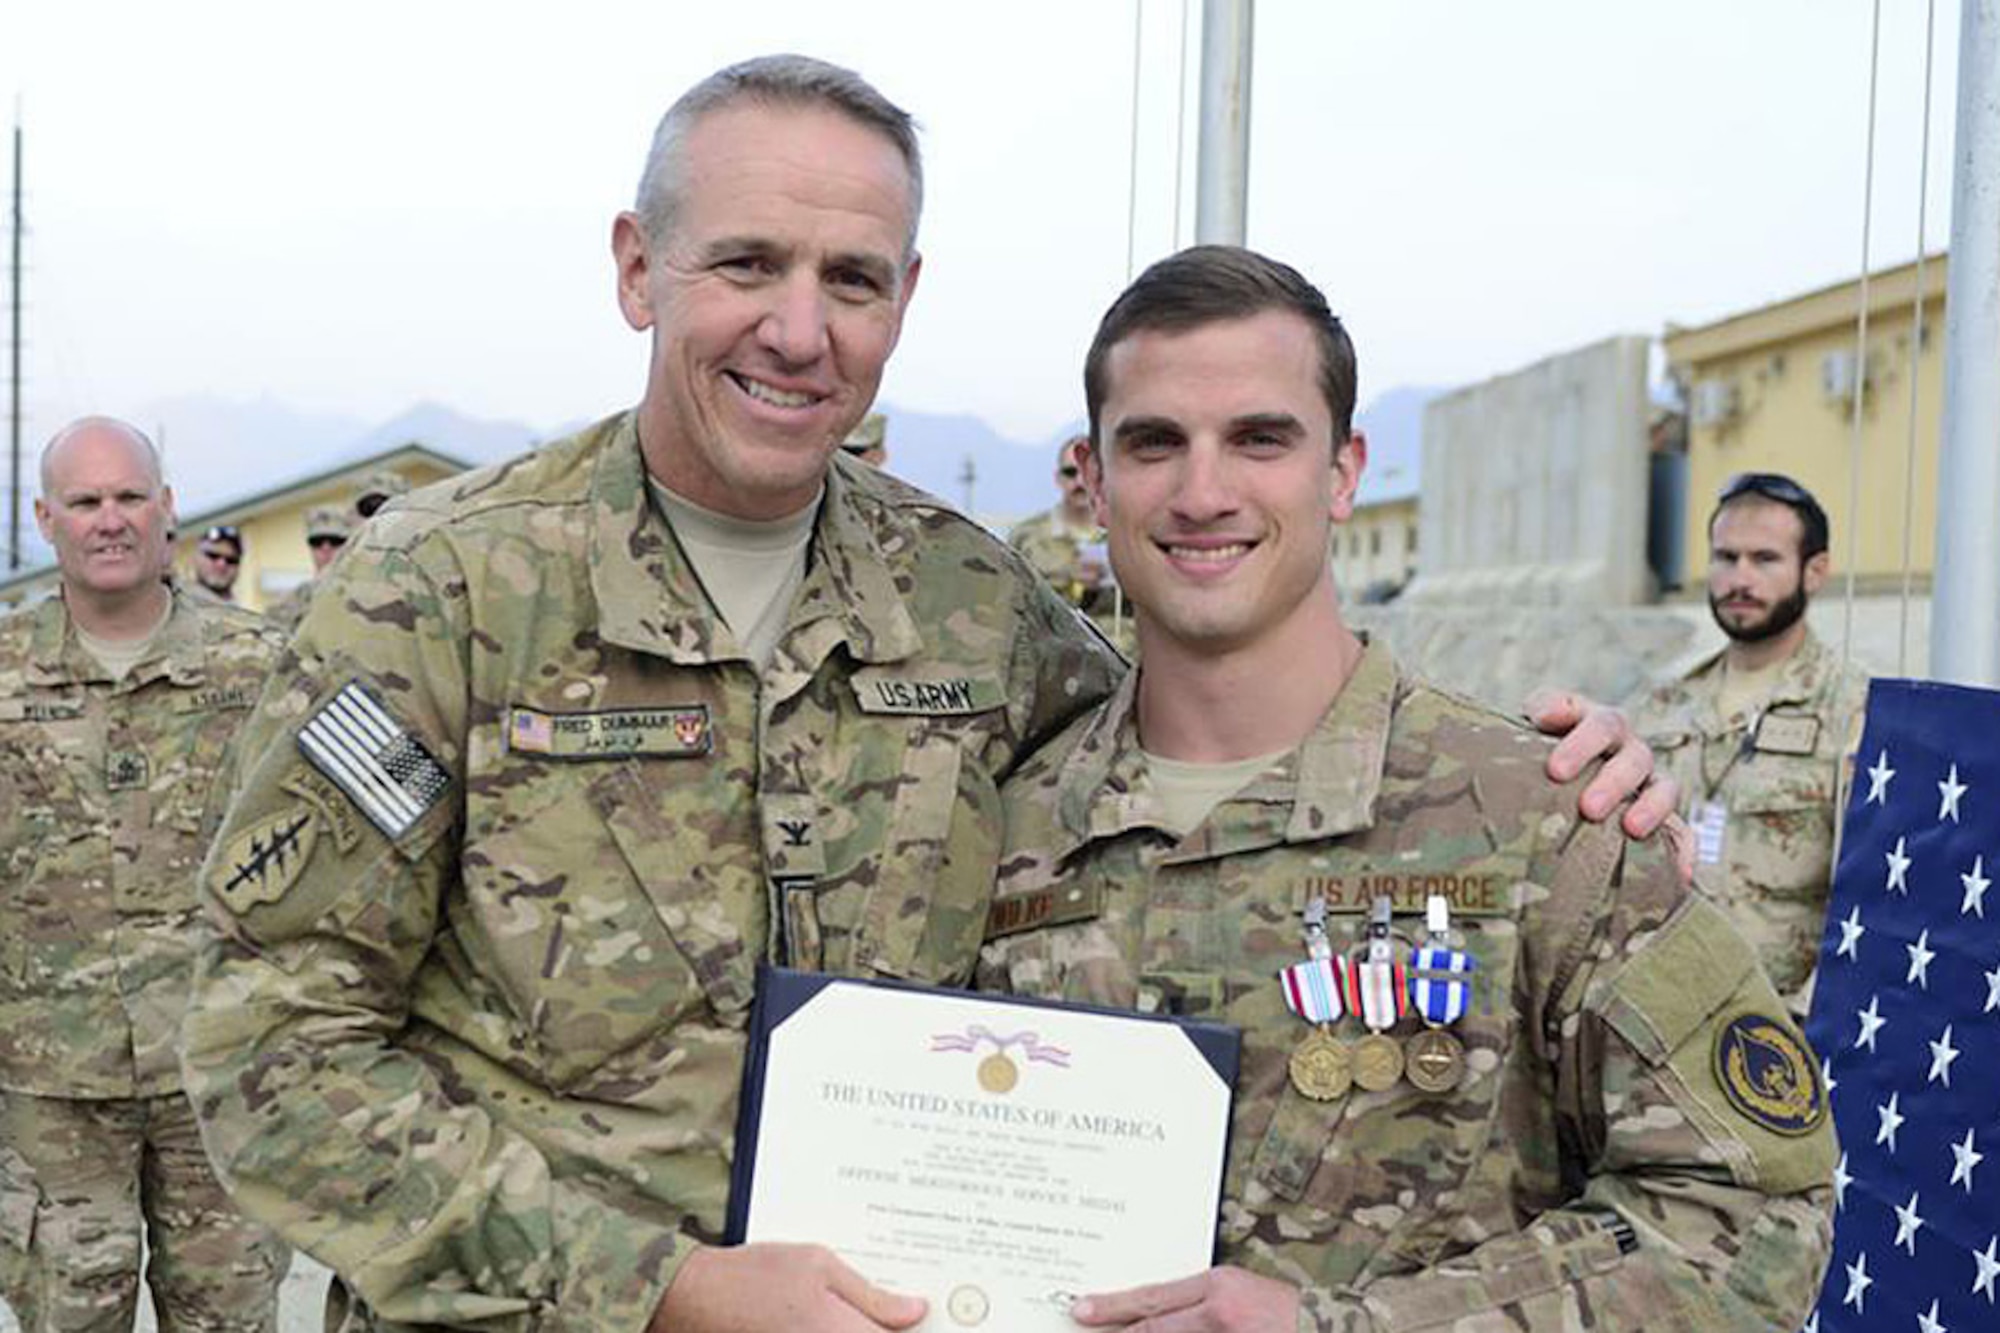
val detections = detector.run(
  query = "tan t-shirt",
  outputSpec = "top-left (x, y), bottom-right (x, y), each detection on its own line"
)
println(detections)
top-left (1143, 748), bottom-right (1291, 837)
top-left (649, 480), bottom-right (819, 671)
top-left (75, 601), bottom-right (172, 682)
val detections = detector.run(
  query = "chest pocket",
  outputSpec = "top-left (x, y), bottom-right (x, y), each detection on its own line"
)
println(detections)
top-left (1727, 756), bottom-right (1835, 901)
top-left (843, 670), bottom-right (1010, 986)
top-left (1236, 912), bottom-right (1523, 1286)
top-left (160, 689), bottom-right (259, 836)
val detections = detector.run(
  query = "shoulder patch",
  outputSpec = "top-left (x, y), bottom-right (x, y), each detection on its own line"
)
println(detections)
top-left (1714, 1012), bottom-right (1825, 1136)
top-left (211, 806), bottom-right (319, 912)
top-left (296, 681), bottom-right (451, 841)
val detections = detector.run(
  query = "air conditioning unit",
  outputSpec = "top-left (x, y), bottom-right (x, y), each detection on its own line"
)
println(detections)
top-left (1821, 348), bottom-right (1868, 401)
top-left (1691, 379), bottom-right (1740, 427)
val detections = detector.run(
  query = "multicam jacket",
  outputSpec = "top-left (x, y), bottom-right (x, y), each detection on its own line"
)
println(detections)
top-left (0, 588), bottom-right (281, 1097)
top-left (1007, 506), bottom-right (1135, 655)
top-left (1632, 628), bottom-right (1869, 1006)
top-left (181, 413), bottom-right (1123, 1331)
top-left (980, 641), bottom-right (1835, 1331)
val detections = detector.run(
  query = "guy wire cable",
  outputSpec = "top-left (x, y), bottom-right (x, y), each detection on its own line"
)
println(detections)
top-left (1897, 0), bottom-right (1938, 675)
top-left (1840, 0), bottom-right (1884, 677)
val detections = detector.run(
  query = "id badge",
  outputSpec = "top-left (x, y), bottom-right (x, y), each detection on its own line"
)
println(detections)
top-left (1694, 799), bottom-right (1728, 866)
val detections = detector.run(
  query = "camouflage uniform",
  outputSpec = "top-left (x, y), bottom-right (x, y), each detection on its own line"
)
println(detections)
top-left (182, 414), bottom-right (1122, 1330)
top-left (1007, 506), bottom-right (1134, 655)
top-left (0, 589), bottom-right (290, 1332)
top-left (1631, 628), bottom-right (1869, 1008)
top-left (979, 640), bottom-right (1835, 1330)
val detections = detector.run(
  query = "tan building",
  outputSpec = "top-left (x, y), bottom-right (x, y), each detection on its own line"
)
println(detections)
top-left (0, 442), bottom-right (468, 613)
top-left (1333, 495), bottom-right (1418, 601)
top-left (1664, 254), bottom-right (1947, 594)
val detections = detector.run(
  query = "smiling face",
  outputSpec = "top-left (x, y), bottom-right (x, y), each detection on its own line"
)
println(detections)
top-left (35, 423), bottom-right (176, 604)
top-left (1086, 310), bottom-right (1362, 662)
top-left (613, 100), bottom-right (922, 519)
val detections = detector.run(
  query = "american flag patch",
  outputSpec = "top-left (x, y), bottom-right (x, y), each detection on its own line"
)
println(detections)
top-left (296, 681), bottom-right (452, 840)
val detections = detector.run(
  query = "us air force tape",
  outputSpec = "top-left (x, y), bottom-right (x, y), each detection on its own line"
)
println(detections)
top-left (296, 681), bottom-right (451, 841)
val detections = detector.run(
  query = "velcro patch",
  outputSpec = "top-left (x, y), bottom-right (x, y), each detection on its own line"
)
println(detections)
top-left (212, 806), bottom-right (319, 912)
top-left (507, 704), bottom-right (711, 759)
top-left (1754, 714), bottom-right (1820, 756)
top-left (174, 685), bottom-right (258, 715)
top-left (282, 768), bottom-right (363, 854)
top-left (1295, 872), bottom-right (1512, 917)
top-left (297, 682), bottom-right (451, 841)
top-left (1713, 1012), bottom-right (1825, 1137)
top-left (106, 751), bottom-right (150, 791)
top-left (853, 671), bottom-right (1005, 717)
top-left (985, 881), bottom-right (1102, 939)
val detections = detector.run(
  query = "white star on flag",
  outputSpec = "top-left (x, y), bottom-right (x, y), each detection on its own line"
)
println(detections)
top-left (1939, 763), bottom-right (1968, 822)
top-left (1856, 994), bottom-right (1886, 1051)
top-left (1975, 1237), bottom-right (2000, 1302)
top-left (1821, 1055), bottom-right (1837, 1096)
top-left (1963, 855), bottom-right (1991, 918)
top-left (1896, 1191), bottom-right (1928, 1255)
top-left (1867, 748), bottom-right (1895, 804)
top-left (1919, 1298), bottom-right (1947, 1333)
top-left (1844, 1250), bottom-right (1873, 1311)
top-left (1837, 904), bottom-right (1865, 959)
top-left (1910, 929), bottom-right (1938, 987)
top-left (1987, 963), bottom-right (2000, 1015)
top-left (1878, 1090), bottom-right (1906, 1152)
top-left (1952, 1128), bottom-right (1984, 1192)
top-left (1930, 1024), bottom-right (1961, 1086)
top-left (1887, 836), bottom-right (1913, 893)
top-left (1833, 1152), bottom-right (1852, 1211)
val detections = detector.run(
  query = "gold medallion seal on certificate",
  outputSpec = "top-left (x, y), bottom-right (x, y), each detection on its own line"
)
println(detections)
top-left (1288, 1027), bottom-right (1351, 1101)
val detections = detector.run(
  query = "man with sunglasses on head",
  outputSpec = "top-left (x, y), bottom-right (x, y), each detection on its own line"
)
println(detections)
top-left (1631, 472), bottom-right (1869, 1018)
top-left (190, 525), bottom-right (245, 604)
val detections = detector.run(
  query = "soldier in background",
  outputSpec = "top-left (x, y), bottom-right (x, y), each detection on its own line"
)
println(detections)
top-left (838, 412), bottom-right (888, 468)
top-left (1631, 472), bottom-right (1868, 1017)
top-left (981, 248), bottom-right (1833, 1331)
top-left (351, 468), bottom-right (411, 520)
top-left (263, 503), bottom-right (353, 633)
top-left (1009, 434), bottom-right (1132, 652)
top-left (188, 525), bottom-right (244, 604)
top-left (0, 418), bottom-right (288, 1331)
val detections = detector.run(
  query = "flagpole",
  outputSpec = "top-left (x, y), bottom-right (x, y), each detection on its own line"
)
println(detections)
top-left (1193, 0), bottom-right (1253, 246)
top-left (1929, 0), bottom-right (2000, 687)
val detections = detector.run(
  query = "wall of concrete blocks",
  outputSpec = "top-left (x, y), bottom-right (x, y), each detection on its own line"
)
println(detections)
top-left (1408, 335), bottom-right (1653, 608)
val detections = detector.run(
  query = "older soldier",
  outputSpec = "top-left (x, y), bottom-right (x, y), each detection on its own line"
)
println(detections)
top-left (1008, 433), bottom-right (1131, 650)
top-left (1631, 473), bottom-right (1867, 1016)
top-left (979, 248), bottom-right (1833, 1331)
top-left (0, 419), bottom-right (288, 1331)
top-left (183, 59), bottom-right (1665, 1333)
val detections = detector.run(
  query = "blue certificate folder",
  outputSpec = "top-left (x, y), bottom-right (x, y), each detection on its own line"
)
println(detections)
top-left (725, 964), bottom-right (1242, 1250)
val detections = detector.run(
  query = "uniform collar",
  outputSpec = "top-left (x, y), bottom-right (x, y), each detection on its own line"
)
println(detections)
top-left (25, 586), bottom-right (208, 690)
top-left (1687, 625), bottom-right (1840, 736)
top-left (1054, 636), bottom-right (1399, 863)
top-left (589, 414), bottom-right (922, 669)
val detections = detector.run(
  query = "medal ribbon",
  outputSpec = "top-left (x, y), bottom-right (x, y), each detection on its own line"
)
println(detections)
top-left (1409, 944), bottom-right (1475, 1025)
top-left (1281, 958), bottom-right (1346, 1022)
top-left (1345, 956), bottom-right (1408, 1031)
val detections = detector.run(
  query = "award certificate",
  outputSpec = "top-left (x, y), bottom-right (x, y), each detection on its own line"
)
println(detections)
top-left (728, 968), bottom-right (1239, 1333)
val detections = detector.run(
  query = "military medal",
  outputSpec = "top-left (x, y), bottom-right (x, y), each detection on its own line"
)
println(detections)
top-left (1281, 897), bottom-right (1351, 1100)
top-left (1345, 896), bottom-right (1408, 1093)
top-left (1404, 895), bottom-right (1475, 1095)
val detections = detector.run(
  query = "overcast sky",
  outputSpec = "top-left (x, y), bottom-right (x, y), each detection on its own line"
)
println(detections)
top-left (2, 0), bottom-right (1965, 449)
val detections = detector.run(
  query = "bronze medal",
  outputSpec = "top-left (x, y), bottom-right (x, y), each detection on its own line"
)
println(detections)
top-left (1288, 1028), bottom-right (1352, 1101)
top-left (1404, 1027), bottom-right (1466, 1094)
top-left (978, 1052), bottom-right (1019, 1094)
top-left (1351, 1032), bottom-right (1405, 1092)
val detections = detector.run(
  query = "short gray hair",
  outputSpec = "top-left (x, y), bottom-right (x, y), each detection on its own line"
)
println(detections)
top-left (40, 416), bottom-right (163, 495)
top-left (634, 54), bottom-right (923, 256)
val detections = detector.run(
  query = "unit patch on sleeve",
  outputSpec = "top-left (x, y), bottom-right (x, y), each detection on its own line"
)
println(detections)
top-left (211, 806), bottom-right (319, 912)
top-left (506, 705), bottom-right (711, 759)
top-left (1713, 1012), bottom-right (1825, 1136)
top-left (296, 681), bottom-right (451, 841)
